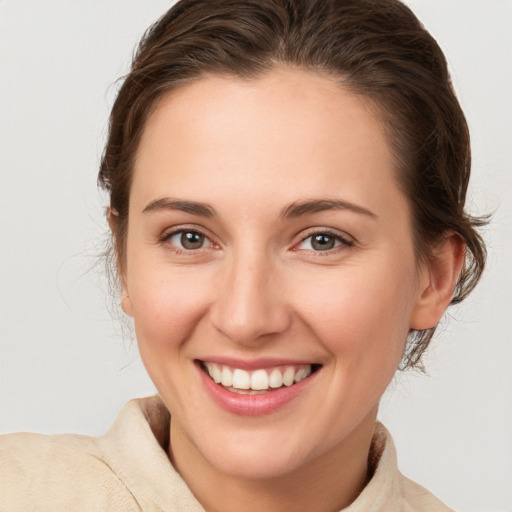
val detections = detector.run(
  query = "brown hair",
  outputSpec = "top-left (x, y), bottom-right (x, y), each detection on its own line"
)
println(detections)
top-left (98, 0), bottom-right (487, 369)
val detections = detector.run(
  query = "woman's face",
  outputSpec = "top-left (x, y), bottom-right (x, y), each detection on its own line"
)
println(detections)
top-left (122, 68), bottom-right (431, 479)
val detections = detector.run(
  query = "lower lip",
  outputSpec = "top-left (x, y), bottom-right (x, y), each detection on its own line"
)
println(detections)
top-left (197, 363), bottom-right (317, 416)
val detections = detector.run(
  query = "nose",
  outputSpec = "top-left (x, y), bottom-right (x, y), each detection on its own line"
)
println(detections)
top-left (209, 251), bottom-right (291, 346)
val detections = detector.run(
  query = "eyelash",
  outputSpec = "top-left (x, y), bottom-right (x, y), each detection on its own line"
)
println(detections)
top-left (159, 227), bottom-right (354, 255)
top-left (295, 228), bottom-right (354, 254)
top-left (160, 227), bottom-right (216, 255)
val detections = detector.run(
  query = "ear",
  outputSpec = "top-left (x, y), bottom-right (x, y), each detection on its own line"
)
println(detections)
top-left (107, 206), bottom-right (118, 232)
top-left (410, 232), bottom-right (465, 330)
top-left (107, 207), bottom-right (133, 317)
top-left (121, 287), bottom-right (133, 317)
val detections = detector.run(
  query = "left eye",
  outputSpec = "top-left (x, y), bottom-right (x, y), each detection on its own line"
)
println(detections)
top-left (167, 230), bottom-right (211, 250)
top-left (297, 232), bottom-right (347, 251)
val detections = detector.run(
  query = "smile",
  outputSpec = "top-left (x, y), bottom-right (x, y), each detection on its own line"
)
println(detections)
top-left (196, 359), bottom-right (322, 415)
top-left (202, 362), bottom-right (314, 394)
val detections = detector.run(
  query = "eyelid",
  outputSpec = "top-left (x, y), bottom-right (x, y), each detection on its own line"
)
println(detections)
top-left (158, 224), bottom-right (354, 254)
top-left (293, 227), bottom-right (355, 251)
top-left (159, 224), bottom-right (219, 250)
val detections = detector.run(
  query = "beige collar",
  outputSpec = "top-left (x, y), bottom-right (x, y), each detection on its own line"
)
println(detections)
top-left (98, 396), bottom-right (446, 512)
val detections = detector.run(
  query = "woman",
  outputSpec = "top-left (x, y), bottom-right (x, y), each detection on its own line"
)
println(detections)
top-left (0, 0), bottom-right (492, 510)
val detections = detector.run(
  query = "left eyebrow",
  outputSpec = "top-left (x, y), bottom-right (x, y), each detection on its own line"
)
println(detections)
top-left (280, 199), bottom-right (378, 219)
top-left (142, 198), bottom-right (216, 217)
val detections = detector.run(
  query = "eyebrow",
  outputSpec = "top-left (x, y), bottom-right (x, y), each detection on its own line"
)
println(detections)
top-left (141, 197), bottom-right (377, 220)
top-left (280, 199), bottom-right (377, 219)
top-left (142, 198), bottom-right (215, 217)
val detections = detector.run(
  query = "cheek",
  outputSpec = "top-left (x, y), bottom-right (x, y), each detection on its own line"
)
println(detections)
top-left (292, 261), bottom-right (416, 362)
top-left (127, 269), bottom-right (214, 407)
top-left (127, 268), bottom-right (212, 353)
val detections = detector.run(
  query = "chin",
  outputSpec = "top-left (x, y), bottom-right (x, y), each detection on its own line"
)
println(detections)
top-left (185, 422), bottom-right (311, 480)
top-left (208, 445), bottom-right (306, 481)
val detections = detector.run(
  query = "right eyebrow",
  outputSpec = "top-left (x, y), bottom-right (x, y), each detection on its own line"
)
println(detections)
top-left (280, 198), bottom-right (377, 220)
top-left (142, 198), bottom-right (216, 217)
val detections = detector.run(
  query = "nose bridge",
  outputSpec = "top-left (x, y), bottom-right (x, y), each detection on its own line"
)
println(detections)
top-left (211, 242), bottom-right (290, 344)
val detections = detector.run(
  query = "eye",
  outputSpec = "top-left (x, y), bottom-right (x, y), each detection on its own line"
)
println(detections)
top-left (166, 230), bottom-right (212, 251)
top-left (296, 230), bottom-right (352, 252)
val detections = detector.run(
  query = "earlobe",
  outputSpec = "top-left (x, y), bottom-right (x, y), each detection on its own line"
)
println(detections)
top-left (121, 287), bottom-right (133, 317)
top-left (107, 206), bottom-right (132, 316)
top-left (107, 206), bottom-right (119, 232)
top-left (410, 233), bottom-right (465, 330)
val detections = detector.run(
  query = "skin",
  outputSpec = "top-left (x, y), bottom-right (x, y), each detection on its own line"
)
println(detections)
top-left (119, 67), bottom-right (463, 512)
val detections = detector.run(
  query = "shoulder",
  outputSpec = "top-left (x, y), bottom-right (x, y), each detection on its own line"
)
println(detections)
top-left (1, 428), bottom-right (140, 511)
top-left (0, 396), bottom-right (201, 512)
top-left (398, 474), bottom-right (455, 512)
top-left (346, 423), bottom-right (454, 512)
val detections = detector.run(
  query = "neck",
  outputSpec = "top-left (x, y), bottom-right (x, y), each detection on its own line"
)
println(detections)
top-left (168, 412), bottom-right (377, 512)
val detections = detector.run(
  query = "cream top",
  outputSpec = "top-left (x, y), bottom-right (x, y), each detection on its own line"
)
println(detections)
top-left (0, 396), bottom-right (453, 511)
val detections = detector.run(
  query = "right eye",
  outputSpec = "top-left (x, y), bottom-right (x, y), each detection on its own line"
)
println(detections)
top-left (165, 230), bottom-right (213, 251)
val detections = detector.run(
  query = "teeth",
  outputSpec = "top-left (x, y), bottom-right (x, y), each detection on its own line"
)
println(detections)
top-left (294, 366), bottom-right (311, 383)
top-left (251, 369), bottom-right (269, 390)
top-left (282, 367), bottom-right (295, 386)
top-left (232, 369), bottom-right (251, 389)
top-left (230, 388), bottom-right (269, 395)
top-left (210, 364), bottom-right (222, 383)
top-left (221, 366), bottom-right (233, 387)
top-left (203, 362), bottom-right (313, 392)
top-left (269, 368), bottom-right (283, 388)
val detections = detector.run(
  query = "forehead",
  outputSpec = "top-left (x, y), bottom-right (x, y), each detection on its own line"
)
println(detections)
top-left (131, 67), bottom-right (406, 222)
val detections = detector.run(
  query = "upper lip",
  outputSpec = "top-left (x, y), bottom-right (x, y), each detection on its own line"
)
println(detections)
top-left (196, 356), bottom-right (321, 371)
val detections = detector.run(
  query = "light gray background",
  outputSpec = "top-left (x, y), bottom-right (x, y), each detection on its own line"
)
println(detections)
top-left (1, 1), bottom-right (511, 510)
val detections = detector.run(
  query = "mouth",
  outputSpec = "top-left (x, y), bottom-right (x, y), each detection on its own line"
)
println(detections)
top-left (199, 360), bottom-right (321, 395)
